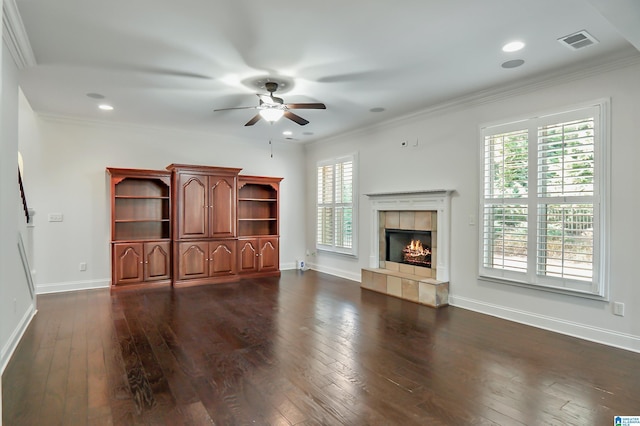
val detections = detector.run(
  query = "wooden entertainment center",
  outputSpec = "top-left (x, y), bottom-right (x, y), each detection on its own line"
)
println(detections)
top-left (107, 165), bottom-right (282, 289)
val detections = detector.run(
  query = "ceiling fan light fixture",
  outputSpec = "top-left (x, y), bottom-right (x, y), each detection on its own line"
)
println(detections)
top-left (216, 79), bottom-right (325, 126)
top-left (259, 108), bottom-right (284, 122)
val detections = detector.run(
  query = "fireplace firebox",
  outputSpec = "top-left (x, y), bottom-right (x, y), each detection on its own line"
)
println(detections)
top-left (385, 229), bottom-right (432, 268)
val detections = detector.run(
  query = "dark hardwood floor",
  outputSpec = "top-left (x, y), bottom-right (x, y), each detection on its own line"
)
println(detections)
top-left (3, 270), bottom-right (640, 425)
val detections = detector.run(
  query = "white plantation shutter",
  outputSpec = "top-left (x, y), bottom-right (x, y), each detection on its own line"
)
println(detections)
top-left (317, 154), bottom-right (357, 255)
top-left (537, 117), bottom-right (595, 198)
top-left (482, 129), bottom-right (529, 275)
top-left (482, 204), bottom-right (528, 273)
top-left (480, 102), bottom-right (608, 297)
top-left (537, 204), bottom-right (594, 282)
top-left (317, 165), bottom-right (334, 246)
top-left (537, 116), bottom-right (596, 283)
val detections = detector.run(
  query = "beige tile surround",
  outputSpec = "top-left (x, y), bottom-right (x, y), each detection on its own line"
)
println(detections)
top-left (361, 210), bottom-right (449, 308)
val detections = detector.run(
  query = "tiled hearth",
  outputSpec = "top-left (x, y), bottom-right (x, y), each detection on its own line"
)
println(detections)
top-left (361, 191), bottom-right (452, 308)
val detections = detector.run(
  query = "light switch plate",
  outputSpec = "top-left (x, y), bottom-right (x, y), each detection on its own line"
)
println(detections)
top-left (613, 302), bottom-right (625, 316)
top-left (48, 213), bottom-right (63, 222)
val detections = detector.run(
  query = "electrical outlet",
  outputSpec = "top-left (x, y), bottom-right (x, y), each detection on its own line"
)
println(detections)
top-left (613, 302), bottom-right (625, 316)
top-left (79, 262), bottom-right (87, 271)
top-left (48, 213), bottom-right (63, 222)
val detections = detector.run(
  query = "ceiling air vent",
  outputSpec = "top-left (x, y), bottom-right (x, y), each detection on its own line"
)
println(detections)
top-left (558, 30), bottom-right (599, 50)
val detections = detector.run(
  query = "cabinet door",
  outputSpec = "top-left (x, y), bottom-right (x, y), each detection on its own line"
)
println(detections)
top-left (237, 239), bottom-right (258, 274)
top-left (178, 241), bottom-right (209, 280)
top-left (114, 243), bottom-right (144, 285)
top-left (209, 176), bottom-right (236, 238)
top-left (178, 173), bottom-right (208, 239)
top-left (259, 238), bottom-right (279, 272)
top-left (209, 240), bottom-right (236, 277)
top-left (144, 241), bottom-right (171, 281)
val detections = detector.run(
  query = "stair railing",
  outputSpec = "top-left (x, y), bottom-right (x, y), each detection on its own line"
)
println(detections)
top-left (18, 167), bottom-right (30, 223)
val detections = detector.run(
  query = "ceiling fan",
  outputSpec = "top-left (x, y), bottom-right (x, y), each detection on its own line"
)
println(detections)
top-left (214, 81), bottom-right (326, 126)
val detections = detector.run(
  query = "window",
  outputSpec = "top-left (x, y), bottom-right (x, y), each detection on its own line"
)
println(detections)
top-left (480, 101), bottom-right (608, 297)
top-left (317, 154), bottom-right (357, 255)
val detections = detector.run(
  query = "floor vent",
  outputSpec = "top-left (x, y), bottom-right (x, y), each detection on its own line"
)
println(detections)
top-left (558, 30), bottom-right (599, 50)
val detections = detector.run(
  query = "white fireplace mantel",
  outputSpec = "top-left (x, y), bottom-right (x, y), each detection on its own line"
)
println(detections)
top-left (365, 190), bottom-right (453, 282)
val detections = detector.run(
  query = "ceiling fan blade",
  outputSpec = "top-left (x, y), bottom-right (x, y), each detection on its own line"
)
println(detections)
top-left (284, 111), bottom-right (309, 126)
top-left (285, 103), bottom-right (326, 109)
top-left (214, 106), bottom-right (257, 112)
top-left (244, 114), bottom-right (262, 126)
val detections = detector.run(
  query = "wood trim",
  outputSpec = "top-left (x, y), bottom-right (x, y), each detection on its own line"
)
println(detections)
top-left (166, 164), bottom-right (243, 176)
top-left (107, 167), bottom-right (171, 186)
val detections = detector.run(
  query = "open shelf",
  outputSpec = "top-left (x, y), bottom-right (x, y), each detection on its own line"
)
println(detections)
top-left (238, 219), bottom-right (277, 237)
top-left (115, 197), bottom-right (170, 221)
top-left (114, 221), bottom-right (171, 241)
top-left (238, 177), bottom-right (281, 237)
top-left (115, 178), bottom-right (169, 198)
top-left (108, 168), bottom-right (172, 242)
top-left (238, 184), bottom-right (277, 200)
top-left (238, 200), bottom-right (277, 221)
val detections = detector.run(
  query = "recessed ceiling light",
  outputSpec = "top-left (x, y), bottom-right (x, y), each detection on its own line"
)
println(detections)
top-left (370, 107), bottom-right (385, 113)
top-left (282, 130), bottom-right (293, 136)
top-left (501, 59), bottom-right (525, 69)
top-left (86, 92), bottom-right (105, 99)
top-left (502, 41), bottom-right (525, 53)
top-left (98, 104), bottom-right (114, 111)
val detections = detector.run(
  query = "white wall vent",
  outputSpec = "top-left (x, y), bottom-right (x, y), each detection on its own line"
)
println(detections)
top-left (558, 30), bottom-right (599, 50)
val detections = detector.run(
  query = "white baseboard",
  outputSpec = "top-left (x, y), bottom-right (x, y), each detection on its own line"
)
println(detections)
top-left (450, 295), bottom-right (640, 354)
top-left (1, 303), bottom-right (36, 374)
top-left (36, 278), bottom-right (110, 294)
top-left (304, 262), bottom-right (361, 282)
top-left (280, 262), bottom-right (298, 270)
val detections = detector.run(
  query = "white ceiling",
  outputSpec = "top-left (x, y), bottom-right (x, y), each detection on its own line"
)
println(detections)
top-left (11, 0), bottom-right (640, 144)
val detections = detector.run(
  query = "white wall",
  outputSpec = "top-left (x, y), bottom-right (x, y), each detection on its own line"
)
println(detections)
top-left (1, 40), bottom-right (36, 375)
top-left (1, 2), bottom-right (4, 416)
top-left (305, 58), bottom-right (640, 352)
top-left (18, 114), bottom-right (307, 294)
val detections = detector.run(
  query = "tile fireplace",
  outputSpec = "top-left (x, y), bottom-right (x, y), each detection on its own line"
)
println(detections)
top-left (361, 190), bottom-right (453, 308)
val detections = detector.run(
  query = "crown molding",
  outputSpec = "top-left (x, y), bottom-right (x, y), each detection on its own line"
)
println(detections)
top-left (35, 112), bottom-right (276, 146)
top-left (312, 48), bottom-right (640, 147)
top-left (422, 48), bottom-right (640, 114)
top-left (2, 0), bottom-right (36, 69)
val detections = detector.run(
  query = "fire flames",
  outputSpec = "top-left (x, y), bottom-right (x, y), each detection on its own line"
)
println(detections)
top-left (402, 240), bottom-right (431, 266)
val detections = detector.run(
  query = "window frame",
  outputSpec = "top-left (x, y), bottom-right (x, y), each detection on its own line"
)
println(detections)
top-left (478, 100), bottom-right (610, 299)
top-left (316, 153), bottom-right (358, 256)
